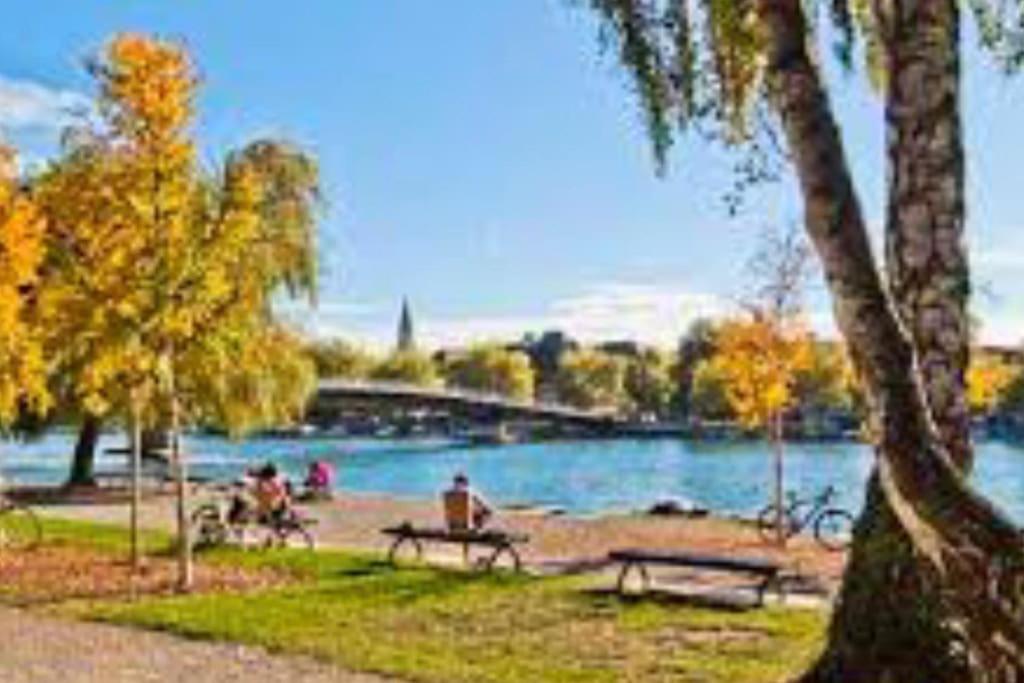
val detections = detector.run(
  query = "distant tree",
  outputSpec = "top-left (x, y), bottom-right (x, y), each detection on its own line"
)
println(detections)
top-left (555, 348), bottom-right (627, 410)
top-left (712, 317), bottom-right (813, 429)
top-left (675, 318), bottom-right (719, 417)
top-left (444, 345), bottom-right (535, 401)
top-left (967, 353), bottom-right (1018, 416)
top-left (689, 358), bottom-right (733, 422)
top-left (519, 330), bottom-right (578, 396)
top-left (793, 342), bottom-right (857, 415)
top-left (624, 348), bottom-right (674, 417)
top-left (370, 350), bottom-right (440, 386)
top-left (309, 340), bottom-right (377, 380)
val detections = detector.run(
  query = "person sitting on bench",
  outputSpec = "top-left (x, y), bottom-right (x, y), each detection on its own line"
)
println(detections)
top-left (443, 473), bottom-right (493, 531)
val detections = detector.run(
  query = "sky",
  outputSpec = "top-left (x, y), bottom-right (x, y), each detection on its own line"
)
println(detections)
top-left (3, 2), bottom-right (1024, 350)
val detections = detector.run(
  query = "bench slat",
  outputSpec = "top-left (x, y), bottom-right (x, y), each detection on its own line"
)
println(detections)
top-left (381, 525), bottom-right (529, 545)
top-left (609, 548), bottom-right (779, 575)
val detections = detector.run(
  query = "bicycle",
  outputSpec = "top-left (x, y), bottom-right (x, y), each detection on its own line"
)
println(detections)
top-left (191, 481), bottom-right (316, 551)
top-left (0, 494), bottom-right (42, 552)
top-left (756, 485), bottom-right (854, 551)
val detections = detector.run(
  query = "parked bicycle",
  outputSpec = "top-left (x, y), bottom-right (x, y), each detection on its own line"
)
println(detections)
top-left (756, 485), bottom-right (854, 551)
top-left (0, 493), bottom-right (42, 552)
top-left (191, 480), bottom-right (316, 551)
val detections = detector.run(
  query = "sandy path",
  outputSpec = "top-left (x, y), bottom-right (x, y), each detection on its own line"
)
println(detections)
top-left (37, 488), bottom-right (846, 588)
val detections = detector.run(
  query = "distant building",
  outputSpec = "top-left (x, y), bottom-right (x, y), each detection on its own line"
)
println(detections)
top-left (397, 298), bottom-right (415, 352)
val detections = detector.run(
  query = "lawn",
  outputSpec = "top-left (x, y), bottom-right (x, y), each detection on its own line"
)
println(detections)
top-left (14, 518), bottom-right (826, 683)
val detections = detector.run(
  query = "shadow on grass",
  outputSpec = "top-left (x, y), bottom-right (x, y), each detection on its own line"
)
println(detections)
top-left (577, 586), bottom-right (759, 613)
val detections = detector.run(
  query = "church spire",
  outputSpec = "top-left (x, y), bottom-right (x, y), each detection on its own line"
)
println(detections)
top-left (397, 298), bottom-right (415, 352)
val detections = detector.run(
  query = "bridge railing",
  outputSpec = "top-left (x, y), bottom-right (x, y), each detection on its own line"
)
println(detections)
top-left (316, 379), bottom-right (619, 419)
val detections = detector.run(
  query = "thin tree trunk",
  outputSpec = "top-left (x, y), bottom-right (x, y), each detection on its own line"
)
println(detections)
top-left (803, 1), bottom-right (973, 679)
top-left (67, 414), bottom-right (101, 487)
top-left (130, 396), bottom-right (142, 575)
top-left (171, 388), bottom-right (193, 591)
top-left (773, 412), bottom-right (786, 547)
top-left (755, 1), bottom-right (1024, 679)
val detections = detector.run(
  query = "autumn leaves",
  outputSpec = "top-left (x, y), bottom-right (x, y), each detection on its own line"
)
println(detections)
top-left (0, 33), bottom-right (320, 437)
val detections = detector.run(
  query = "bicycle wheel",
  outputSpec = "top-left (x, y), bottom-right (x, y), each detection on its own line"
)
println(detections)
top-left (0, 504), bottom-right (42, 551)
top-left (279, 522), bottom-right (315, 551)
top-left (814, 509), bottom-right (855, 551)
top-left (756, 504), bottom-right (797, 544)
top-left (190, 504), bottom-right (228, 549)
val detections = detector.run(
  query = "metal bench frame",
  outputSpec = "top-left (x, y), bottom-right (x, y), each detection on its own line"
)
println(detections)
top-left (609, 549), bottom-right (786, 606)
top-left (382, 523), bottom-right (529, 572)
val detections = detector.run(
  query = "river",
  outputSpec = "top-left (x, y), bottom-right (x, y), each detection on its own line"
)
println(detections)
top-left (3, 433), bottom-right (1024, 522)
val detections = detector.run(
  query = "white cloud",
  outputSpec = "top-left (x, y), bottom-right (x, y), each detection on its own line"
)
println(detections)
top-left (974, 248), bottom-right (1024, 272)
top-left (0, 76), bottom-right (90, 132)
top-left (301, 282), bottom-right (729, 350)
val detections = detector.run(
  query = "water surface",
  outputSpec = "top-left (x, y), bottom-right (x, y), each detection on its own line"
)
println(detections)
top-left (3, 434), bottom-right (1023, 522)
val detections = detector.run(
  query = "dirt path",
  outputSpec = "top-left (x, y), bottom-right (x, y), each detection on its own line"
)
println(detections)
top-left (0, 605), bottom-right (397, 683)
top-left (35, 488), bottom-right (846, 588)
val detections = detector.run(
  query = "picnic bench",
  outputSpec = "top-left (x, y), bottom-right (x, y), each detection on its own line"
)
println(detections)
top-left (608, 548), bottom-right (785, 606)
top-left (381, 522), bottom-right (530, 572)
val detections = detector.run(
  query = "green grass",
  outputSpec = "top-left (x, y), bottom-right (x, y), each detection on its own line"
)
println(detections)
top-left (39, 531), bottom-right (827, 683)
top-left (9, 518), bottom-right (825, 681)
top-left (34, 515), bottom-right (174, 553)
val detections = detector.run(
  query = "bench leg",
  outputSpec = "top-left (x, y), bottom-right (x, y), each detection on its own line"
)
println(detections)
top-left (757, 573), bottom-right (785, 607)
top-left (484, 544), bottom-right (522, 573)
top-left (616, 561), bottom-right (650, 595)
top-left (387, 536), bottom-right (424, 565)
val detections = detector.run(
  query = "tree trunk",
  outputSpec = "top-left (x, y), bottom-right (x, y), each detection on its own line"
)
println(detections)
top-left (803, 1), bottom-right (974, 680)
top-left (773, 412), bottom-right (786, 547)
top-left (67, 414), bottom-right (101, 487)
top-left (756, 2), bottom-right (1024, 679)
top-left (130, 398), bottom-right (142, 576)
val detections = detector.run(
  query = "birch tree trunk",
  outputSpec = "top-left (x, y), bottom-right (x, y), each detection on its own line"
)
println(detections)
top-left (802, 2), bottom-right (974, 679)
top-left (752, 2), bottom-right (1024, 680)
top-left (130, 397), bottom-right (142, 575)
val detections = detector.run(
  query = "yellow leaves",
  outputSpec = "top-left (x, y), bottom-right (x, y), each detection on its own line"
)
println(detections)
top-left (0, 146), bottom-right (49, 425)
top-left (103, 33), bottom-right (196, 150)
top-left (967, 353), bottom-right (1019, 415)
top-left (445, 345), bottom-right (536, 401)
top-left (29, 32), bottom-right (319, 435)
top-left (710, 315), bottom-right (812, 430)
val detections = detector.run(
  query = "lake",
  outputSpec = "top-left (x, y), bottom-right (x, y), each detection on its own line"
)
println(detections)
top-left (4, 433), bottom-right (1024, 522)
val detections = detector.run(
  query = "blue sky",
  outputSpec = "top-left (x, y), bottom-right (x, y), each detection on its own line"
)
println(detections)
top-left (3, 2), bottom-right (1024, 349)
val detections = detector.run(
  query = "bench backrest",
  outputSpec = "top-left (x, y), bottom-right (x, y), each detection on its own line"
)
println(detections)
top-left (443, 489), bottom-right (472, 531)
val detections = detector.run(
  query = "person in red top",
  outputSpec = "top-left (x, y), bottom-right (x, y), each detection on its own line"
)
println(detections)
top-left (304, 460), bottom-right (334, 500)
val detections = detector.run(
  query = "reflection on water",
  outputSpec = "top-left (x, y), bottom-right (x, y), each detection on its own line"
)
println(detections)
top-left (2, 433), bottom-right (1023, 522)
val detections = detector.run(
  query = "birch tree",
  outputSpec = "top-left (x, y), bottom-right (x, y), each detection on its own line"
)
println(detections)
top-left (582, 1), bottom-right (1024, 679)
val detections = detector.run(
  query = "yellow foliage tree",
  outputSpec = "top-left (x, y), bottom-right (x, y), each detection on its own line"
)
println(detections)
top-left (445, 345), bottom-right (535, 401)
top-left (711, 314), bottom-right (812, 545)
top-left (38, 34), bottom-right (320, 586)
top-left (967, 353), bottom-right (1018, 416)
top-left (0, 145), bottom-right (49, 426)
top-left (711, 316), bottom-right (813, 430)
top-left (555, 349), bottom-right (628, 411)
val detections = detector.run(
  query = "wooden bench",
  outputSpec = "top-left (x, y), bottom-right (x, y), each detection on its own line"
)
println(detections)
top-left (608, 548), bottom-right (785, 606)
top-left (381, 522), bottom-right (529, 572)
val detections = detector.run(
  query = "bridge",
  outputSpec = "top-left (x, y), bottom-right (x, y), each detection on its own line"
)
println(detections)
top-left (313, 379), bottom-right (622, 431)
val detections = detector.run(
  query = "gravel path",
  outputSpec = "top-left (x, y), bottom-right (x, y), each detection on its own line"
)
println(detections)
top-left (0, 606), bottom-right (397, 683)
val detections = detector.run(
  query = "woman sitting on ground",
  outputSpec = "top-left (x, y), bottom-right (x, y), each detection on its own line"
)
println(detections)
top-left (303, 460), bottom-right (334, 500)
